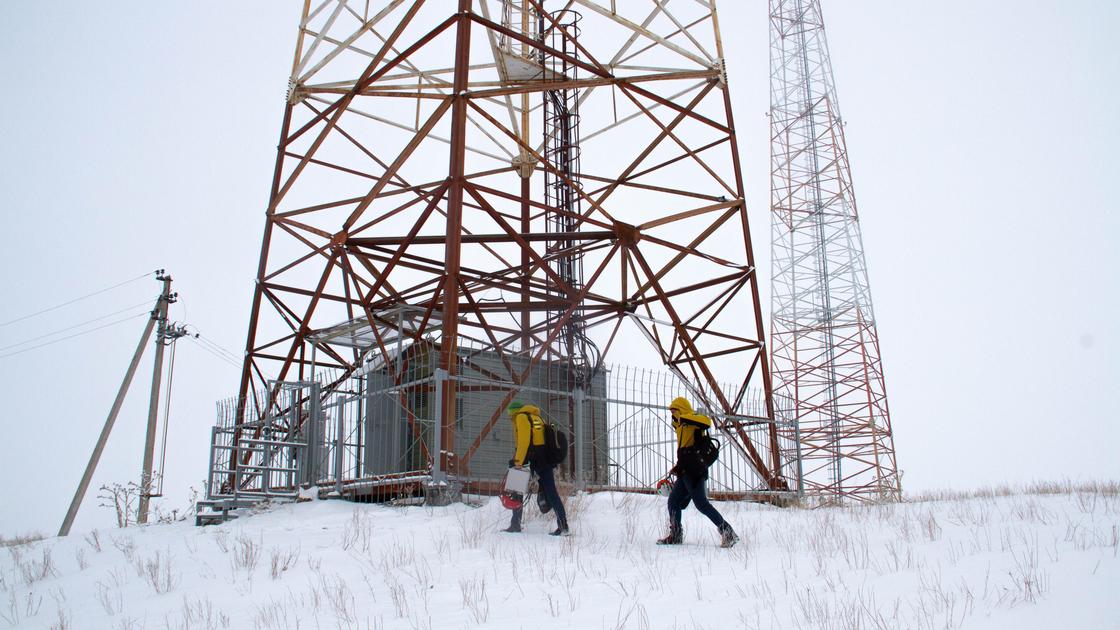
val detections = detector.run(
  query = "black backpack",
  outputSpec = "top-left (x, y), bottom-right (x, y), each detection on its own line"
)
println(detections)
top-left (542, 421), bottom-right (569, 466)
top-left (694, 431), bottom-right (720, 467)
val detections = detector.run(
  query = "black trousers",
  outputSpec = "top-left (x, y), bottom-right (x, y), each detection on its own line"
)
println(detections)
top-left (667, 473), bottom-right (725, 530)
top-left (510, 462), bottom-right (568, 528)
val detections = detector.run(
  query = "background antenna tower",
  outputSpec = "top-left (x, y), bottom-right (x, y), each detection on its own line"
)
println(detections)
top-left (768, 0), bottom-right (900, 502)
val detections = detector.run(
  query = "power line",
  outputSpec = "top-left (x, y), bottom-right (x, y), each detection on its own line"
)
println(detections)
top-left (0, 298), bottom-right (157, 353)
top-left (0, 270), bottom-right (156, 329)
top-left (198, 344), bottom-right (242, 369)
top-left (0, 311), bottom-right (152, 359)
top-left (198, 336), bottom-right (241, 363)
top-left (186, 327), bottom-right (243, 363)
top-left (186, 338), bottom-right (243, 370)
top-left (179, 325), bottom-right (242, 369)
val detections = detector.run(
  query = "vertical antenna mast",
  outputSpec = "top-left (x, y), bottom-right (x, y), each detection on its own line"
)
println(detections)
top-left (769, 0), bottom-right (900, 502)
top-left (541, 6), bottom-right (592, 377)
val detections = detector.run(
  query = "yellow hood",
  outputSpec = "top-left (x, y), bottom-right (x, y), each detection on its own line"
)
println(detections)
top-left (669, 397), bottom-right (693, 415)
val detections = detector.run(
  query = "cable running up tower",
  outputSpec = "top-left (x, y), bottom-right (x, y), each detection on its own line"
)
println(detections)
top-left (540, 8), bottom-right (596, 378)
top-left (768, 0), bottom-right (900, 502)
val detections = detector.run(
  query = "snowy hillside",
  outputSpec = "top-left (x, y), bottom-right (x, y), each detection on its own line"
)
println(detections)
top-left (2, 482), bottom-right (1117, 629)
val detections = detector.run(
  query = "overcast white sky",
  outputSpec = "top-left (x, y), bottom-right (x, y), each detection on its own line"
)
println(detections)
top-left (0, 1), bottom-right (1116, 536)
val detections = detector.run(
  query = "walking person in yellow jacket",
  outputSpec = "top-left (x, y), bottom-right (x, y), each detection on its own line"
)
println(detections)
top-left (503, 401), bottom-right (570, 536)
top-left (657, 397), bottom-right (739, 547)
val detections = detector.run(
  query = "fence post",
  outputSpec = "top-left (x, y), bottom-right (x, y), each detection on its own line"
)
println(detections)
top-left (297, 401), bottom-right (308, 487)
top-left (335, 399), bottom-right (344, 495)
top-left (574, 387), bottom-right (585, 491)
top-left (793, 411), bottom-right (805, 498)
top-left (234, 438), bottom-right (243, 502)
top-left (355, 381), bottom-right (364, 479)
top-left (431, 369), bottom-right (446, 484)
top-left (263, 432), bottom-right (272, 496)
top-left (308, 382), bottom-right (323, 486)
top-left (206, 426), bottom-right (218, 500)
top-left (774, 395), bottom-right (804, 498)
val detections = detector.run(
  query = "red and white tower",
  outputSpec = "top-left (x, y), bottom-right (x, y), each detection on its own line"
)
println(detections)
top-left (769, 0), bottom-right (900, 502)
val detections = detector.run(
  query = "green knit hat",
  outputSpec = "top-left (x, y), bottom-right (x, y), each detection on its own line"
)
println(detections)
top-left (507, 401), bottom-right (525, 415)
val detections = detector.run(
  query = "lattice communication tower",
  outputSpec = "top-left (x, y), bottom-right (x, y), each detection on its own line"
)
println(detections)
top-left (769, 0), bottom-right (900, 502)
top-left (235, 1), bottom-right (791, 491)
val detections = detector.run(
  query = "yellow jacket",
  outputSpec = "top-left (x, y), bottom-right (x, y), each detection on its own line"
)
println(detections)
top-left (669, 397), bottom-right (712, 448)
top-left (511, 404), bottom-right (546, 466)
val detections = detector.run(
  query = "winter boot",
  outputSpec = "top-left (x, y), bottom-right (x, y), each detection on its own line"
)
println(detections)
top-left (718, 522), bottom-right (739, 548)
top-left (549, 519), bottom-right (570, 536)
top-left (656, 525), bottom-right (683, 545)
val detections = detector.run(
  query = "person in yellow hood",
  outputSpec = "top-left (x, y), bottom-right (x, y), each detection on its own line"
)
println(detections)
top-left (657, 397), bottom-right (739, 547)
top-left (503, 401), bottom-right (569, 536)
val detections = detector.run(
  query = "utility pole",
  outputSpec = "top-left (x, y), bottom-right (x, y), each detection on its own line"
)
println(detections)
top-left (137, 272), bottom-right (176, 524)
top-left (59, 271), bottom-right (170, 536)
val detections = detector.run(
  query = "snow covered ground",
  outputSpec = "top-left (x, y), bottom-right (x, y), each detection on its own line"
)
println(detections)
top-left (2, 482), bottom-right (1117, 629)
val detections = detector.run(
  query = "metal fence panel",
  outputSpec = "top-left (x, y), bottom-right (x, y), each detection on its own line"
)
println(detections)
top-left (206, 353), bottom-right (800, 503)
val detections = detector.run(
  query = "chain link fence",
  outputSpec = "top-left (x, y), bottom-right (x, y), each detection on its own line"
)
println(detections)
top-left (207, 349), bottom-right (800, 505)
